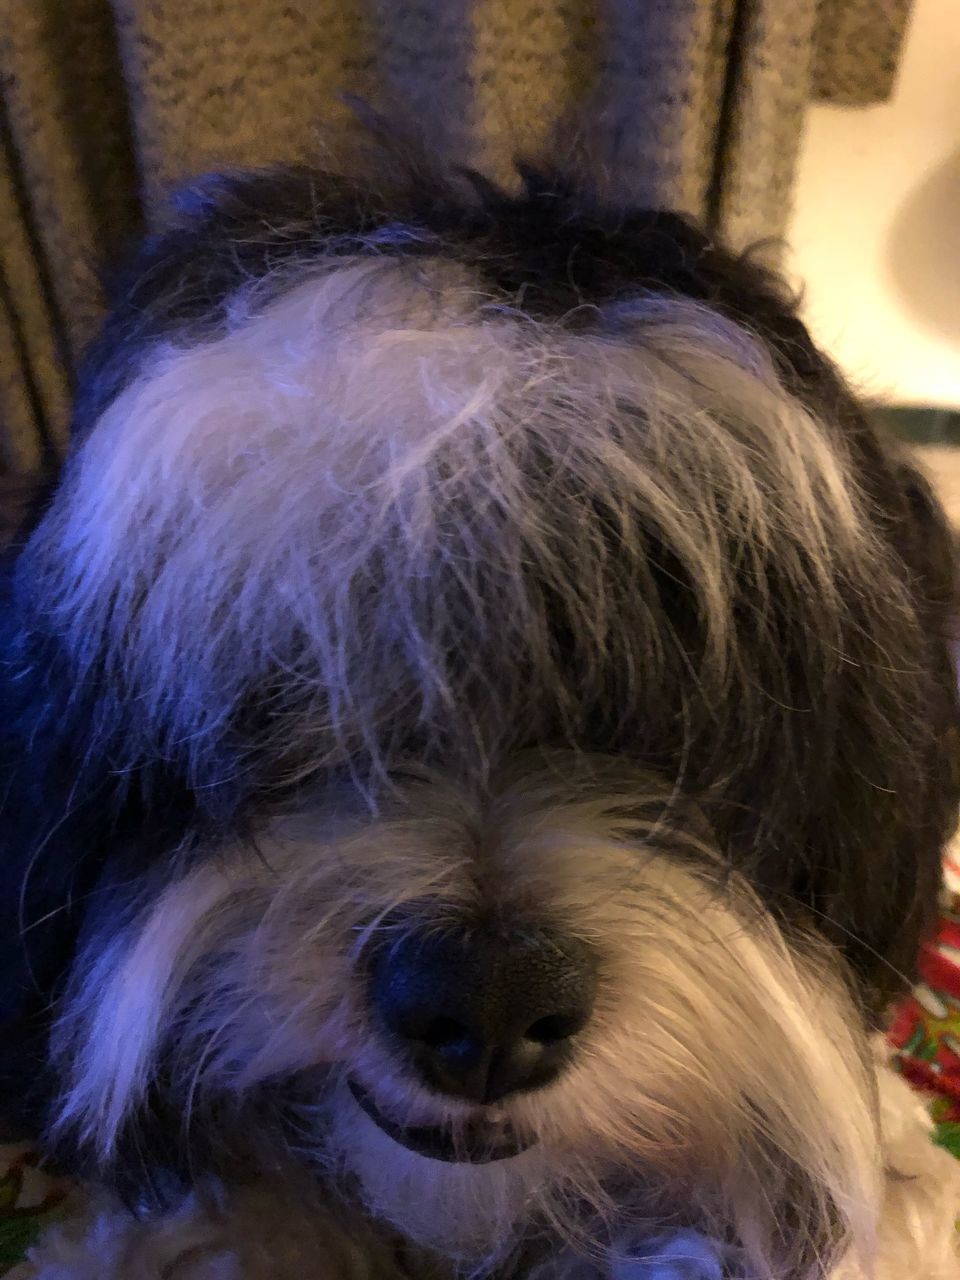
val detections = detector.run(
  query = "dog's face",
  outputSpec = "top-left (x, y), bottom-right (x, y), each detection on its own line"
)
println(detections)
top-left (5, 161), bottom-right (958, 1277)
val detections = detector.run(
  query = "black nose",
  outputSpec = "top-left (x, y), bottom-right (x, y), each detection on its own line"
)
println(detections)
top-left (369, 925), bottom-right (597, 1103)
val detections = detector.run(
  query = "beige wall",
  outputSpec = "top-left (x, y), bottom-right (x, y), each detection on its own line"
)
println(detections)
top-left (786, 0), bottom-right (960, 409)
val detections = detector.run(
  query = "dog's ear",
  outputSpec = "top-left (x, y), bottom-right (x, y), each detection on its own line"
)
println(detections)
top-left (0, 178), bottom-right (330, 1089)
top-left (882, 451), bottom-right (960, 955)
top-left (838, 445), bottom-right (959, 997)
top-left (892, 456), bottom-right (959, 624)
top-left (0, 525), bottom-right (213, 1133)
top-left (775, 438), bottom-right (958, 1011)
top-left (0, 175), bottom-right (312, 1079)
top-left (670, 241), bottom-right (960, 1006)
top-left (0, 648), bottom-right (216, 1134)
top-left (0, 595), bottom-right (102, 1124)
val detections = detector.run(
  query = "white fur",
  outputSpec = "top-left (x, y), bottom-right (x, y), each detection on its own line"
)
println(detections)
top-left (54, 764), bottom-right (897, 1276)
top-left (828, 1051), bottom-right (960, 1280)
top-left (24, 259), bottom-right (898, 784)
top-left (23, 1055), bottom-right (960, 1278)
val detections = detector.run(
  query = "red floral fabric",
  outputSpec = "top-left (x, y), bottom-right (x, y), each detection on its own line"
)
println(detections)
top-left (888, 848), bottom-right (960, 1159)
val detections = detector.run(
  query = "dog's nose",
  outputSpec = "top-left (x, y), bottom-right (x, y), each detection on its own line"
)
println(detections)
top-left (370, 925), bottom-right (597, 1103)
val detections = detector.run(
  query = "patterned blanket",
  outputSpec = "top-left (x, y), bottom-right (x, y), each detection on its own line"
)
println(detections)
top-left (888, 847), bottom-right (960, 1158)
top-left (0, 1144), bottom-right (73, 1276)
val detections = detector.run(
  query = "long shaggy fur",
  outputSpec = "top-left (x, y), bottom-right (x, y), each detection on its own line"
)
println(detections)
top-left (2, 155), bottom-right (958, 1277)
top-left (51, 765), bottom-right (881, 1273)
top-left (24, 1052), bottom-right (960, 1279)
top-left (24, 263), bottom-right (885, 788)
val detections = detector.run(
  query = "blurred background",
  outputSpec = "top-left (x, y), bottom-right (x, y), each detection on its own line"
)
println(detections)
top-left (0, 0), bottom-right (957, 485)
top-left (786, 0), bottom-right (960, 495)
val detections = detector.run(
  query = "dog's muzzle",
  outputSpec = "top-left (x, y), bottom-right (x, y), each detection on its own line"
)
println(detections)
top-left (348, 1078), bottom-right (535, 1163)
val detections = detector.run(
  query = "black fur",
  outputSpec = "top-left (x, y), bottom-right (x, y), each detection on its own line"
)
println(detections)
top-left (1, 159), bottom-right (957, 1166)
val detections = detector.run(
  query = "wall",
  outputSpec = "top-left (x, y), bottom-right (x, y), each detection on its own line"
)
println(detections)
top-left (785, 0), bottom-right (960, 408)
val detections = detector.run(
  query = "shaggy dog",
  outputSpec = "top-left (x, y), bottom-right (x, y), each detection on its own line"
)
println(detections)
top-left (2, 154), bottom-right (960, 1278)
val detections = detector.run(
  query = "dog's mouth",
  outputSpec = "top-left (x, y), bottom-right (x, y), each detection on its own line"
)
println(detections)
top-left (348, 1079), bottom-right (534, 1163)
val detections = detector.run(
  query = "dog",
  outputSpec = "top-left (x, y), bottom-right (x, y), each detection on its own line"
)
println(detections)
top-left (2, 153), bottom-right (960, 1278)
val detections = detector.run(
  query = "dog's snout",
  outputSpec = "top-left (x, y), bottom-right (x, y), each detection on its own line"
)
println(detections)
top-left (370, 925), bottom-right (597, 1104)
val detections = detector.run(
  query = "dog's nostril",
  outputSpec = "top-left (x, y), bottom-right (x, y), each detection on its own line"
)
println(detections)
top-left (419, 1015), bottom-right (469, 1048)
top-left (370, 924), bottom-right (597, 1103)
top-left (525, 1012), bottom-right (585, 1045)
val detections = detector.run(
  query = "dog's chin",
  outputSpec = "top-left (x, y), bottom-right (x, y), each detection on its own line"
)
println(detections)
top-left (337, 1076), bottom-right (545, 1262)
top-left (347, 1078), bottom-right (535, 1164)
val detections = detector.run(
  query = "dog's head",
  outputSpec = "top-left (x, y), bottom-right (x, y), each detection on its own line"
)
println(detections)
top-left (4, 159), bottom-right (958, 1276)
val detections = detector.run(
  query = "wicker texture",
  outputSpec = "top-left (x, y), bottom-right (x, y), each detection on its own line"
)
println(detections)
top-left (0, 0), bottom-right (914, 472)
